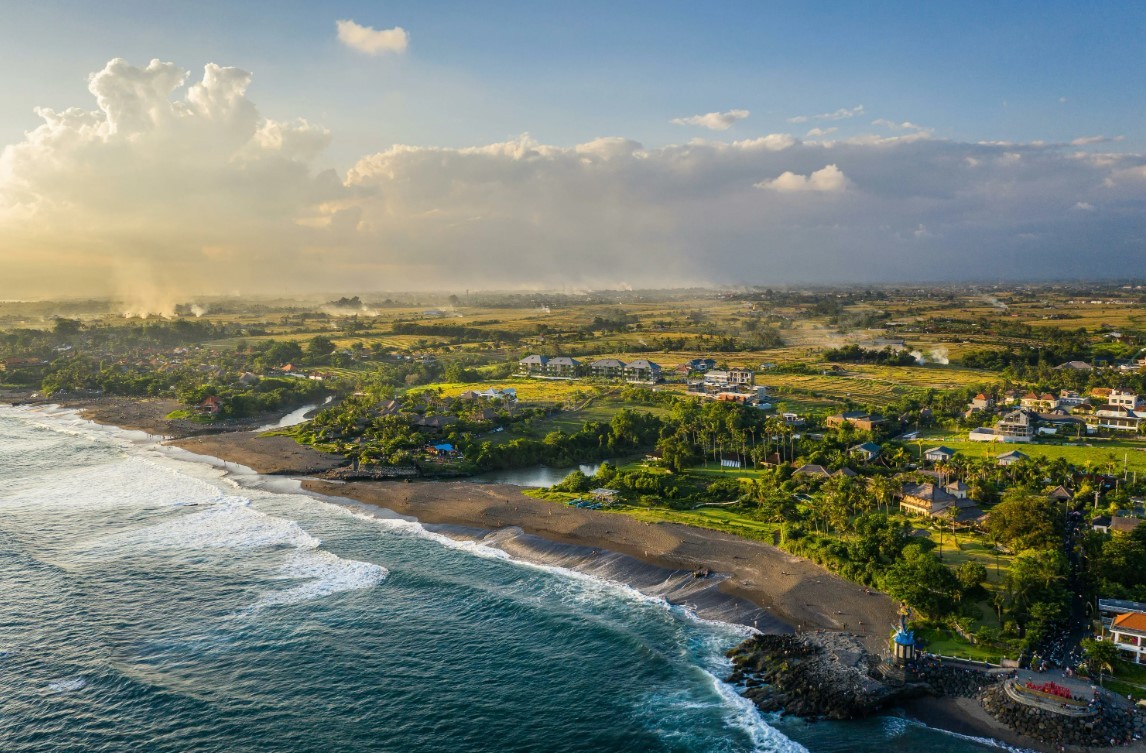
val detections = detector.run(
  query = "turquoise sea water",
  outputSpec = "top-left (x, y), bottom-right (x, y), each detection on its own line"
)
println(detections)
top-left (0, 406), bottom-right (1012, 752)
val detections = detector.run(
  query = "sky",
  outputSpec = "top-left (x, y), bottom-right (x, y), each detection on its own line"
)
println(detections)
top-left (0, 0), bottom-right (1144, 304)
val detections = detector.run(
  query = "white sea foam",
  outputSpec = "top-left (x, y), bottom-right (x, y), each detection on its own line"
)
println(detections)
top-left (252, 549), bottom-right (388, 610)
top-left (46, 677), bottom-right (87, 693)
top-left (899, 715), bottom-right (1038, 752)
top-left (706, 670), bottom-right (810, 753)
top-left (99, 498), bottom-right (322, 553)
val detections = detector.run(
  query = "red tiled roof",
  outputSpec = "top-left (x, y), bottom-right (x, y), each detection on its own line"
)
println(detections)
top-left (1113, 612), bottom-right (1146, 633)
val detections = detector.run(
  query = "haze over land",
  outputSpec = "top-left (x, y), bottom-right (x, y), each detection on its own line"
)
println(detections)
top-left (1, 2), bottom-right (1144, 304)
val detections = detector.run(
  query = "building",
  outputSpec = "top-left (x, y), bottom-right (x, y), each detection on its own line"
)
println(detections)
top-left (924, 446), bottom-right (957, 463)
top-left (1021, 392), bottom-right (1060, 411)
top-left (900, 482), bottom-right (981, 523)
top-left (1047, 485), bottom-right (1073, 502)
top-left (1106, 611), bottom-right (1146, 664)
top-left (1054, 360), bottom-right (1093, 372)
top-left (793, 464), bottom-right (831, 479)
top-left (623, 359), bottom-right (662, 383)
top-left (1111, 516), bottom-right (1144, 534)
top-left (1057, 390), bottom-right (1087, 407)
top-left (1087, 406), bottom-right (1143, 432)
top-left (994, 409), bottom-right (1037, 442)
top-left (720, 453), bottom-right (743, 468)
top-left (1098, 599), bottom-right (1146, 628)
top-left (968, 427), bottom-right (998, 442)
top-left (782, 412), bottom-right (806, 426)
top-left (944, 481), bottom-right (971, 499)
top-left (545, 356), bottom-right (581, 378)
top-left (850, 442), bottom-right (881, 462)
top-left (197, 395), bottom-right (223, 415)
top-left (1110, 389), bottom-right (1144, 410)
top-left (968, 393), bottom-right (995, 412)
top-left (997, 449), bottom-right (1029, 466)
top-left (825, 411), bottom-right (887, 431)
top-left (518, 354), bottom-right (548, 375)
top-left (682, 358), bottom-right (717, 373)
top-left (704, 367), bottom-right (755, 388)
top-left (589, 358), bottom-right (626, 379)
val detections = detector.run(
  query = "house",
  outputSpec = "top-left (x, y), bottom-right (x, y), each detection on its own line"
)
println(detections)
top-left (825, 411), bottom-right (887, 431)
top-left (833, 467), bottom-right (858, 478)
top-left (414, 415), bottom-right (458, 430)
top-left (944, 481), bottom-right (971, 499)
top-left (968, 393), bottom-right (995, 412)
top-left (720, 453), bottom-right (743, 468)
top-left (782, 413), bottom-right (806, 426)
top-left (1092, 515), bottom-right (1113, 533)
top-left (1087, 406), bottom-right (1143, 432)
top-left (624, 359), bottom-right (662, 383)
top-left (793, 464), bottom-right (831, 479)
top-left (1106, 611), bottom-right (1146, 664)
top-left (924, 446), bottom-right (957, 463)
top-left (426, 443), bottom-right (458, 458)
top-left (590, 358), bottom-right (627, 379)
top-left (1110, 389), bottom-right (1144, 411)
top-left (900, 482), bottom-right (959, 517)
top-left (997, 449), bottom-right (1029, 466)
top-left (1058, 390), bottom-right (1087, 407)
top-left (994, 409), bottom-right (1037, 442)
top-left (1111, 516), bottom-right (1144, 534)
top-left (238, 372), bottom-right (259, 386)
top-left (1091, 387), bottom-right (1114, 401)
top-left (545, 356), bottom-right (581, 378)
top-left (1047, 485), bottom-right (1073, 502)
top-left (760, 452), bottom-right (783, 467)
top-left (1055, 360), bottom-right (1094, 372)
top-left (850, 442), bottom-right (881, 462)
top-left (1021, 392), bottom-right (1060, 411)
top-left (702, 367), bottom-right (753, 387)
top-left (518, 354), bottom-right (548, 375)
top-left (197, 395), bottom-right (223, 415)
top-left (683, 357), bottom-right (717, 373)
top-left (968, 427), bottom-right (999, 442)
top-left (1002, 389), bottom-right (1023, 405)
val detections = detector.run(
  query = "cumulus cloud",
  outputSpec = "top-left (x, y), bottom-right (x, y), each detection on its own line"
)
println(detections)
top-left (336, 19), bottom-right (409, 55)
top-left (788, 105), bottom-right (863, 124)
top-left (805, 127), bottom-right (837, 139)
top-left (4, 57), bottom-right (1146, 297)
top-left (0, 57), bottom-right (341, 304)
top-left (671, 109), bottom-right (750, 131)
top-left (755, 164), bottom-right (848, 193)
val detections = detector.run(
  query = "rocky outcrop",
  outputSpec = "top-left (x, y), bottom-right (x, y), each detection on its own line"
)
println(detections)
top-left (907, 656), bottom-right (1001, 699)
top-left (979, 683), bottom-right (1140, 748)
top-left (726, 631), bottom-right (924, 720)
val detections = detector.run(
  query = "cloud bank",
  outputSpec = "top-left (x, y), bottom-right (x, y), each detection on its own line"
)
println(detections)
top-left (2, 58), bottom-right (1146, 299)
top-left (336, 19), bottom-right (409, 55)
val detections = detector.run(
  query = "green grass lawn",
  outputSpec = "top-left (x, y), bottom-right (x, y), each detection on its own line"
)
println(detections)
top-left (916, 431), bottom-right (1146, 474)
top-left (914, 627), bottom-right (1011, 663)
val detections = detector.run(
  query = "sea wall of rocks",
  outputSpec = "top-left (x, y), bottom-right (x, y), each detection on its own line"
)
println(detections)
top-left (979, 683), bottom-right (1140, 748)
top-left (906, 657), bottom-right (1002, 699)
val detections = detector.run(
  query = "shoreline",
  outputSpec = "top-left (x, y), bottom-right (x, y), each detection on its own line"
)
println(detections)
top-left (2, 395), bottom-right (1075, 752)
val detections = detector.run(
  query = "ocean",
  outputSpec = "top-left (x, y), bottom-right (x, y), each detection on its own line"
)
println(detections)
top-left (0, 405), bottom-right (1013, 752)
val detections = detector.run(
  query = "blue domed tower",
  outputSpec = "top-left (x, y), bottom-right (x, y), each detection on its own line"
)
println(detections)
top-left (891, 604), bottom-right (916, 664)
